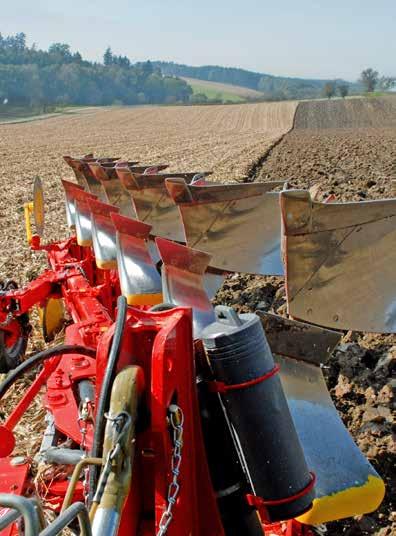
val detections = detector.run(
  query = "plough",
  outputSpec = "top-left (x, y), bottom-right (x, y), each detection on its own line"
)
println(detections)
top-left (0, 153), bottom-right (393, 535)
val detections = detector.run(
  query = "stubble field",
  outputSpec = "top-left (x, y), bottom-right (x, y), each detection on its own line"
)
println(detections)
top-left (0, 101), bottom-right (297, 283)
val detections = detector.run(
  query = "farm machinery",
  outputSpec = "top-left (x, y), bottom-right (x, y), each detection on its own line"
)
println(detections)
top-left (0, 153), bottom-right (394, 535)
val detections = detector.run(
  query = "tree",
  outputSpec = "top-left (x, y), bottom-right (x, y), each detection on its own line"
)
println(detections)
top-left (190, 93), bottom-right (208, 104)
top-left (103, 47), bottom-right (113, 66)
top-left (323, 82), bottom-right (336, 99)
top-left (359, 68), bottom-right (379, 92)
top-left (378, 76), bottom-right (395, 91)
top-left (338, 84), bottom-right (349, 98)
top-left (48, 43), bottom-right (72, 62)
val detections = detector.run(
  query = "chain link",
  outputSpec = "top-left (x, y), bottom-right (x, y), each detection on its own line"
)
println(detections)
top-left (0, 312), bottom-right (14, 328)
top-left (92, 411), bottom-right (131, 505)
top-left (78, 398), bottom-right (94, 452)
top-left (157, 404), bottom-right (184, 536)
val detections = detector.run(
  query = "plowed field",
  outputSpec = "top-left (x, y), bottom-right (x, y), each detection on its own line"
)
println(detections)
top-left (248, 97), bottom-right (395, 536)
top-left (294, 96), bottom-right (396, 129)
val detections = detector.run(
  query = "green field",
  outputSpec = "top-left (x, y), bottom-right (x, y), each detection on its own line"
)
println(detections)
top-left (0, 105), bottom-right (100, 124)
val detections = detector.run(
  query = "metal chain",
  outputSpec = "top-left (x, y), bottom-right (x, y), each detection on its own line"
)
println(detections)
top-left (157, 404), bottom-right (184, 536)
top-left (92, 411), bottom-right (131, 505)
top-left (78, 398), bottom-right (94, 451)
top-left (0, 312), bottom-right (14, 328)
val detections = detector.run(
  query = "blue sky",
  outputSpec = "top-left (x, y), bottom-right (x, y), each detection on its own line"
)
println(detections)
top-left (1, 0), bottom-right (395, 81)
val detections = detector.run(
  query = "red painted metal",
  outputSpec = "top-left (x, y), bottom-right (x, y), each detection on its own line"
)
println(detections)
top-left (0, 228), bottom-right (313, 535)
top-left (0, 459), bottom-right (29, 536)
top-left (4, 366), bottom-right (56, 431)
top-left (0, 428), bottom-right (15, 458)
top-left (263, 519), bottom-right (315, 536)
top-left (108, 307), bottom-right (225, 535)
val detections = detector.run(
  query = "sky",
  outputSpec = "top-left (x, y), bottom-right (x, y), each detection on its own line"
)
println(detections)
top-left (1, 0), bottom-right (395, 81)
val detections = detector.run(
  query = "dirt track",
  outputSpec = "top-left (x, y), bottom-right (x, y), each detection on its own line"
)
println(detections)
top-left (0, 97), bottom-right (395, 535)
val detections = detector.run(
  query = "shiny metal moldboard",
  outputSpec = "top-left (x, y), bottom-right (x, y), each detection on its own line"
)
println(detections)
top-left (111, 213), bottom-right (162, 305)
top-left (87, 162), bottom-right (137, 218)
top-left (156, 237), bottom-right (216, 337)
top-left (281, 190), bottom-right (396, 332)
top-left (117, 170), bottom-right (210, 241)
top-left (72, 189), bottom-right (98, 246)
top-left (88, 199), bottom-right (119, 269)
top-left (166, 178), bottom-right (285, 275)
top-left (61, 179), bottom-right (84, 229)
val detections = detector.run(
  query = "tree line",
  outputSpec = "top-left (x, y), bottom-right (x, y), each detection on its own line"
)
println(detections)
top-left (0, 33), bottom-right (192, 107)
top-left (153, 61), bottom-right (358, 100)
top-left (322, 69), bottom-right (395, 99)
top-left (156, 61), bottom-right (395, 101)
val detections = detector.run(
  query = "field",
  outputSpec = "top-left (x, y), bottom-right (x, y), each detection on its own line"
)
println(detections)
top-left (0, 97), bottom-right (395, 535)
top-left (181, 76), bottom-right (265, 101)
top-left (0, 101), bottom-right (297, 283)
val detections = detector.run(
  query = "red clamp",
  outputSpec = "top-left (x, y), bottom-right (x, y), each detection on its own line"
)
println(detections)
top-left (246, 471), bottom-right (316, 510)
top-left (208, 364), bottom-right (280, 394)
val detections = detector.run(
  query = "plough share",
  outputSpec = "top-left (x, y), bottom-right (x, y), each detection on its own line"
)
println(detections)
top-left (0, 153), bottom-right (393, 535)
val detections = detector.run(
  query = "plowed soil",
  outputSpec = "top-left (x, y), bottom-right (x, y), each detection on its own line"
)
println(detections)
top-left (222, 99), bottom-right (395, 535)
top-left (294, 97), bottom-right (396, 129)
top-left (256, 127), bottom-right (396, 201)
top-left (0, 97), bottom-right (395, 535)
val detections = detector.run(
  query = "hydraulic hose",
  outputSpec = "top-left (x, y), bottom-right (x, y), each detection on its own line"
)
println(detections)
top-left (90, 295), bottom-right (127, 491)
top-left (0, 344), bottom-right (96, 399)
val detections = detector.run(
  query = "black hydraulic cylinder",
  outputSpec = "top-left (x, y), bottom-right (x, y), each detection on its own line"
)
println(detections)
top-left (197, 379), bottom-right (264, 536)
top-left (201, 306), bottom-right (314, 522)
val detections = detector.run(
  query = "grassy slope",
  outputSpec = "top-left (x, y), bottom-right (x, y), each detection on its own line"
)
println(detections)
top-left (181, 77), bottom-right (264, 102)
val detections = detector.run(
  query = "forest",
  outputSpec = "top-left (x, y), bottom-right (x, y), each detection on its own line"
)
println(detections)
top-left (0, 33), bottom-right (192, 107)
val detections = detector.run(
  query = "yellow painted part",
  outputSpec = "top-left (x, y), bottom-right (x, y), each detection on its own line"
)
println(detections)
top-left (297, 475), bottom-right (385, 525)
top-left (24, 202), bottom-right (33, 244)
top-left (39, 298), bottom-right (65, 341)
top-left (96, 259), bottom-right (118, 270)
top-left (77, 238), bottom-right (92, 247)
top-left (126, 293), bottom-right (163, 306)
top-left (33, 179), bottom-right (45, 235)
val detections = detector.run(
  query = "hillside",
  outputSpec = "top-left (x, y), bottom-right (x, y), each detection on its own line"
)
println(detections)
top-left (181, 77), bottom-right (264, 102)
top-left (154, 61), bottom-right (359, 100)
top-left (294, 95), bottom-right (396, 129)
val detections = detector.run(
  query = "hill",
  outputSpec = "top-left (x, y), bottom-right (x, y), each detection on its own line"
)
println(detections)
top-left (154, 61), bottom-right (359, 100)
top-left (181, 77), bottom-right (264, 102)
top-left (294, 95), bottom-right (396, 129)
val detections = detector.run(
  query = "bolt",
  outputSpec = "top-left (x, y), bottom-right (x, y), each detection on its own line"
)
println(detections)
top-left (11, 456), bottom-right (26, 466)
top-left (55, 369), bottom-right (64, 387)
top-left (72, 356), bottom-right (89, 369)
top-left (47, 392), bottom-right (63, 402)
